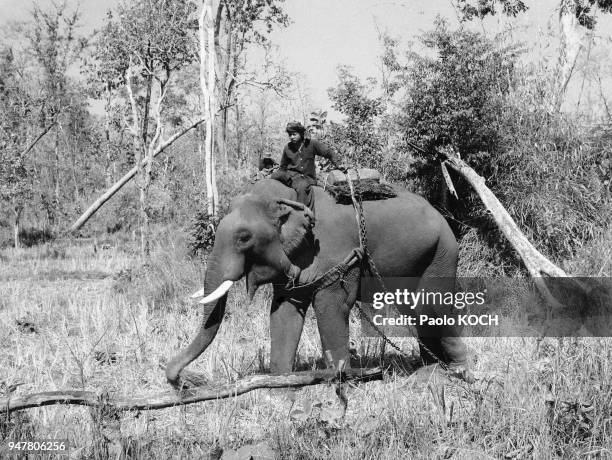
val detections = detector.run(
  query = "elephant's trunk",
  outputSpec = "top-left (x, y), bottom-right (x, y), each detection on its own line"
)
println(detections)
top-left (165, 252), bottom-right (241, 385)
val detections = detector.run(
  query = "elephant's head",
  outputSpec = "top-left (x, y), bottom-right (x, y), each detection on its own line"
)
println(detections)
top-left (199, 194), bottom-right (315, 301)
top-left (165, 193), bottom-right (315, 384)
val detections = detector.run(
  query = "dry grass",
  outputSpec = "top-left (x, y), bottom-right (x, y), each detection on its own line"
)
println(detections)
top-left (1, 230), bottom-right (611, 459)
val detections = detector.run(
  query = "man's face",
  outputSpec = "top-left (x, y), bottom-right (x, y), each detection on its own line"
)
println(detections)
top-left (288, 131), bottom-right (302, 144)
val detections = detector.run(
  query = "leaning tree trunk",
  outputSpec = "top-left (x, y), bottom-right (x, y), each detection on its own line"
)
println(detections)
top-left (69, 118), bottom-right (206, 234)
top-left (439, 153), bottom-right (570, 309)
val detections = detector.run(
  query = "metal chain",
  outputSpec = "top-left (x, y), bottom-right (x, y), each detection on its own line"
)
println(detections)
top-left (345, 169), bottom-right (451, 371)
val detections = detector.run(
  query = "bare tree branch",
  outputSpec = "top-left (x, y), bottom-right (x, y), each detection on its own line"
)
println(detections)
top-left (0, 368), bottom-right (382, 414)
top-left (20, 122), bottom-right (56, 156)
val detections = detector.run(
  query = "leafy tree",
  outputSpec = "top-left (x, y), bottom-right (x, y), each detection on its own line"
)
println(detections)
top-left (0, 47), bottom-right (36, 247)
top-left (212, 0), bottom-right (290, 169)
top-left (327, 66), bottom-right (384, 170)
top-left (455, 0), bottom-right (528, 20)
top-left (396, 18), bottom-right (518, 179)
top-left (90, 0), bottom-right (197, 255)
top-left (27, 2), bottom-right (85, 222)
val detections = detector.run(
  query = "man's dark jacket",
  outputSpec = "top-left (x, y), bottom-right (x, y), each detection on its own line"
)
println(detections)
top-left (280, 138), bottom-right (338, 179)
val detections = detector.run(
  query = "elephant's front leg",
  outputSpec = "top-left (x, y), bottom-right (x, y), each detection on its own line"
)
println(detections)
top-left (312, 274), bottom-right (359, 368)
top-left (269, 290), bottom-right (310, 374)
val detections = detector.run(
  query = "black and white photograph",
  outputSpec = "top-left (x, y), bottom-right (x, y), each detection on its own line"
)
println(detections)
top-left (1, 0), bottom-right (611, 458)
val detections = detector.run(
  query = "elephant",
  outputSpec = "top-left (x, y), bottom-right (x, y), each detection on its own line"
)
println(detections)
top-left (165, 178), bottom-right (470, 384)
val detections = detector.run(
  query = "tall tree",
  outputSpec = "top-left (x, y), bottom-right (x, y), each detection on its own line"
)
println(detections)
top-left (0, 47), bottom-right (32, 248)
top-left (200, 0), bottom-right (219, 218)
top-left (27, 2), bottom-right (85, 223)
top-left (327, 66), bottom-right (383, 170)
top-left (90, 0), bottom-right (197, 254)
top-left (211, 0), bottom-right (289, 170)
top-left (0, 45), bottom-right (55, 247)
top-left (556, 0), bottom-right (612, 109)
top-left (454, 0), bottom-right (612, 109)
top-left (84, 11), bottom-right (130, 186)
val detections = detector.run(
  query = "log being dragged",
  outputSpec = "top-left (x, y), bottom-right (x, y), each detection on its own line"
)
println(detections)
top-left (0, 368), bottom-right (383, 415)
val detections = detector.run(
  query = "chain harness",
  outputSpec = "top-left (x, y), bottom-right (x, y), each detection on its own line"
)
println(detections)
top-left (344, 170), bottom-right (451, 371)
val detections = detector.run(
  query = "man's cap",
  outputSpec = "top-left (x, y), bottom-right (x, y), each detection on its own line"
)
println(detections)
top-left (261, 152), bottom-right (273, 159)
top-left (285, 121), bottom-right (306, 135)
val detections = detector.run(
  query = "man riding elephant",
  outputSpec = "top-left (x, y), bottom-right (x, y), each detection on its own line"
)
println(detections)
top-left (271, 121), bottom-right (343, 209)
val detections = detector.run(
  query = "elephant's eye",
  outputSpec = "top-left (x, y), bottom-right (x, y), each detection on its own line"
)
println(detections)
top-left (236, 231), bottom-right (252, 246)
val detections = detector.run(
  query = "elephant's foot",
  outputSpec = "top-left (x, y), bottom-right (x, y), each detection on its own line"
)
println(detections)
top-left (417, 337), bottom-right (474, 383)
top-left (165, 366), bottom-right (210, 391)
top-left (448, 366), bottom-right (475, 384)
top-left (411, 363), bottom-right (475, 385)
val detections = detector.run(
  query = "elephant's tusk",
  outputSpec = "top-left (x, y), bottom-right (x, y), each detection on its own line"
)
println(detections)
top-left (190, 287), bottom-right (205, 299)
top-left (198, 280), bottom-right (234, 304)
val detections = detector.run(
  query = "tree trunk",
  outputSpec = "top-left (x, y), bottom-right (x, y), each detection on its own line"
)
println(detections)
top-left (235, 105), bottom-right (242, 160)
top-left (220, 107), bottom-right (228, 170)
top-left (557, 0), bottom-right (585, 110)
top-left (200, 0), bottom-right (218, 218)
top-left (54, 128), bottom-right (61, 206)
top-left (438, 153), bottom-right (571, 309)
top-left (0, 367), bottom-right (383, 414)
top-left (142, 71), bottom-right (153, 150)
top-left (104, 84), bottom-right (113, 187)
top-left (13, 206), bottom-right (21, 249)
top-left (139, 186), bottom-right (149, 256)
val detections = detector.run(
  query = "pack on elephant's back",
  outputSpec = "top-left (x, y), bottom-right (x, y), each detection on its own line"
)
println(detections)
top-left (320, 168), bottom-right (397, 205)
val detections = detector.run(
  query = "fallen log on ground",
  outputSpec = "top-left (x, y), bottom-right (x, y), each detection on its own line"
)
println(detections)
top-left (0, 368), bottom-right (382, 415)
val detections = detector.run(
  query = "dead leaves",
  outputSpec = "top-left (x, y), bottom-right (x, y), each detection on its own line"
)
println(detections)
top-left (289, 396), bottom-right (347, 428)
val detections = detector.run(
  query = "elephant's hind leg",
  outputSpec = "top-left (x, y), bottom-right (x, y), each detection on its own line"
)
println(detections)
top-left (414, 233), bottom-right (468, 368)
top-left (269, 289), bottom-right (310, 374)
top-left (414, 276), bottom-right (468, 367)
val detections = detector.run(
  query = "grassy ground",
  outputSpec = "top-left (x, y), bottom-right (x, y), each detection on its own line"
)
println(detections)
top-left (1, 230), bottom-right (611, 459)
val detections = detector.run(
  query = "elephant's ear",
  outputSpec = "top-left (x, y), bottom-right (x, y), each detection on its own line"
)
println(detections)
top-left (274, 200), bottom-right (314, 255)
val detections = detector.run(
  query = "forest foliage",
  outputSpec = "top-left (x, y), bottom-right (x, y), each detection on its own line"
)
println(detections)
top-left (0, 2), bottom-right (610, 272)
top-left (324, 18), bottom-right (610, 269)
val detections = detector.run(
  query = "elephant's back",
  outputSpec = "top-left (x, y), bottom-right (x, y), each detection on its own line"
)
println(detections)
top-left (312, 186), bottom-right (454, 276)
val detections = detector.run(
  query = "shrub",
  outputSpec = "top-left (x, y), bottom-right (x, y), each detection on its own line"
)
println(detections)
top-left (188, 209), bottom-right (222, 257)
top-left (18, 227), bottom-right (54, 247)
top-left (392, 19), bottom-right (609, 264)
